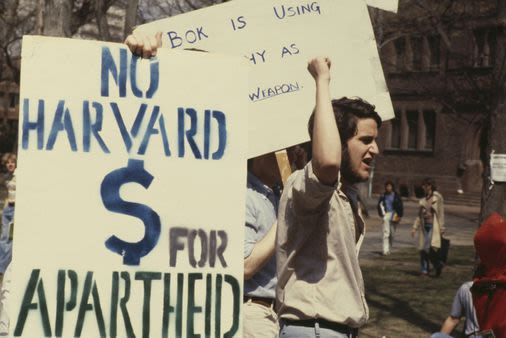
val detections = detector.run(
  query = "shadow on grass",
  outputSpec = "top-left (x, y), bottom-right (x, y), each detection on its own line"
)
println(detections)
top-left (366, 285), bottom-right (440, 333)
top-left (360, 245), bottom-right (476, 337)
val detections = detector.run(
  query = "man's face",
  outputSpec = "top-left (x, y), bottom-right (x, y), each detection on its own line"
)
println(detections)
top-left (341, 118), bottom-right (379, 183)
top-left (385, 183), bottom-right (393, 193)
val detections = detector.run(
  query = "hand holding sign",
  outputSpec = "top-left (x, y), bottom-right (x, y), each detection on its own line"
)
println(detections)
top-left (136, 0), bottom-right (394, 157)
top-left (124, 31), bottom-right (162, 58)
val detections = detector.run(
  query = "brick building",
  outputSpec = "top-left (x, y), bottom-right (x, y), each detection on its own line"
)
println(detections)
top-left (369, 0), bottom-right (497, 204)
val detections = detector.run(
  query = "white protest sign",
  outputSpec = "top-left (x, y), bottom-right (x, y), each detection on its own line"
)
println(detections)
top-left (366, 0), bottom-right (398, 13)
top-left (11, 36), bottom-right (248, 338)
top-left (136, 0), bottom-right (394, 158)
top-left (491, 152), bottom-right (506, 182)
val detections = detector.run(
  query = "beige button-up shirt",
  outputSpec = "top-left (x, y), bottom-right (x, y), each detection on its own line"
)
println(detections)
top-left (276, 162), bottom-right (368, 328)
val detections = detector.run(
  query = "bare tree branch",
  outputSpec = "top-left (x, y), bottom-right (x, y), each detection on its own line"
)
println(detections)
top-left (96, 0), bottom-right (111, 40)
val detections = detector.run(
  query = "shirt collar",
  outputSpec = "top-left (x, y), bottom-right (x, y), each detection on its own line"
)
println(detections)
top-left (247, 172), bottom-right (274, 196)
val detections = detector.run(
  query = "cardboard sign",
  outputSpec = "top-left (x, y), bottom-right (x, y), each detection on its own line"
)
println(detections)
top-left (136, 0), bottom-right (394, 157)
top-left (11, 36), bottom-right (248, 338)
top-left (366, 0), bottom-right (398, 13)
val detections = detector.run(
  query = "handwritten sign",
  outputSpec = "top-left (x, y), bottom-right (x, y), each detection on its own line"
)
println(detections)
top-left (11, 36), bottom-right (248, 337)
top-left (136, 0), bottom-right (394, 157)
top-left (366, 0), bottom-right (398, 13)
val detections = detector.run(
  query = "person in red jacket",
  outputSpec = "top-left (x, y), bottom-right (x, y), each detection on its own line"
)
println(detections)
top-left (472, 212), bottom-right (506, 338)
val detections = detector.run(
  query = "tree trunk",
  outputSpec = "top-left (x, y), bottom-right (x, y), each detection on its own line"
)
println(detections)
top-left (43, 0), bottom-right (73, 37)
top-left (123, 0), bottom-right (139, 40)
top-left (480, 0), bottom-right (506, 222)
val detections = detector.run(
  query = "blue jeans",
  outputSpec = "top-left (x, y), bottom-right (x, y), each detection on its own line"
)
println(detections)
top-left (420, 223), bottom-right (433, 273)
top-left (280, 320), bottom-right (357, 338)
top-left (0, 205), bottom-right (14, 273)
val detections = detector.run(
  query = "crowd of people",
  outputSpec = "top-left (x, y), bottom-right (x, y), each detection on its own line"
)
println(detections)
top-left (0, 32), bottom-right (489, 337)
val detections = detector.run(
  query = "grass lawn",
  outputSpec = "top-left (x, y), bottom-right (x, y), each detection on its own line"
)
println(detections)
top-left (360, 245), bottom-right (476, 338)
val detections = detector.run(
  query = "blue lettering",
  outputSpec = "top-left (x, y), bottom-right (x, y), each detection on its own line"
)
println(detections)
top-left (230, 16), bottom-right (247, 31)
top-left (196, 27), bottom-right (208, 40)
top-left (46, 100), bottom-right (77, 151)
top-left (138, 106), bottom-right (171, 157)
top-left (273, 2), bottom-right (321, 20)
top-left (178, 107), bottom-right (202, 159)
top-left (248, 50), bottom-right (266, 65)
top-left (166, 27), bottom-right (209, 49)
top-left (211, 110), bottom-right (227, 160)
top-left (110, 102), bottom-right (147, 153)
top-left (22, 98), bottom-right (45, 150)
top-left (167, 31), bottom-right (183, 49)
top-left (129, 55), bottom-right (160, 99)
top-left (281, 43), bottom-right (300, 57)
top-left (83, 101), bottom-right (110, 153)
top-left (101, 47), bottom-right (128, 97)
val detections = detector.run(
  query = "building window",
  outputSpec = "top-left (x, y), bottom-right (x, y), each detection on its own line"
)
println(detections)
top-left (390, 111), bottom-right (402, 149)
top-left (386, 108), bottom-right (436, 153)
top-left (9, 93), bottom-right (18, 108)
top-left (410, 36), bottom-right (424, 71)
top-left (406, 110), bottom-right (418, 149)
top-left (394, 38), bottom-right (406, 71)
top-left (423, 110), bottom-right (436, 150)
top-left (427, 35), bottom-right (441, 70)
top-left (474, 28), bottom-right (496, 67)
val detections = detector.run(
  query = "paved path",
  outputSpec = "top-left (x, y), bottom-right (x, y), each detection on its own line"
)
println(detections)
top-left (359, 198), bottom-right (480, 260)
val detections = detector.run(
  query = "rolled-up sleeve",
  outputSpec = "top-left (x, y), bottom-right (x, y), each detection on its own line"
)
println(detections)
top-left (291, 161), bottom-right (338, 214)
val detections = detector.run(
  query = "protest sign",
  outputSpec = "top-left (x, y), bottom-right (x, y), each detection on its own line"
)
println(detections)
top-left (136, 0), bottom-right (394, 157)
top-left (366, 0), bottom-right (398, 13)
top-left (11, 35), bottom-right (248, 338)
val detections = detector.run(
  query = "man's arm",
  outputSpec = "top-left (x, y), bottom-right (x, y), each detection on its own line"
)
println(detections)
top-left (307, 57), bottom-right (341, 185)
top-left (440, 316), bottom-right (460, 334)
top-left (244, 222), bottom-right (277, 280)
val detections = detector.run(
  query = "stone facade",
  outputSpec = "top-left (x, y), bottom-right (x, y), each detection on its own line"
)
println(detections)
top-left (370, 0), bottom-right (496, 199)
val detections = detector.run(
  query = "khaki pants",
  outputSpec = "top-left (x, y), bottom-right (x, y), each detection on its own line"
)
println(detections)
top-left (243, 299), bottom-right (279, 338)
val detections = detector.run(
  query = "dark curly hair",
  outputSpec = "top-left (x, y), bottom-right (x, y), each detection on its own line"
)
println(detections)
top-left (307, 97), bottom-right (382, 144)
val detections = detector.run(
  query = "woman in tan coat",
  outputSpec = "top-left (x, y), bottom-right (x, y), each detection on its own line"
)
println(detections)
top-left (411, 178), bottom-right (445, 276)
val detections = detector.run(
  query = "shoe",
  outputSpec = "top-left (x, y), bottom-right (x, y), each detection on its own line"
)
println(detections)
top-left (420, 271), bottom-right (428, 277)
top-left (382, 251), bottom-right (390, 256)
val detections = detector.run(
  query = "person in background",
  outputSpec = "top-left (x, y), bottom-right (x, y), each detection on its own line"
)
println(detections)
top-left (430, 281), bottom-right (481, 338)
top-left (377, 180), bottom-right (403, 256)
top-left (0, 153), bottom-right (16, 336)
top-left (411, 177), bottom-right (445, 276)
top-left (243, 152), bottom-right (282, 338)
top-left (0, 153), bottom-right (15, 274)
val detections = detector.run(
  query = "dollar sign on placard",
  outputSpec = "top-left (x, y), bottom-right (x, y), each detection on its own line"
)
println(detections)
top-left (100, 159), bottom-right (161, 265)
